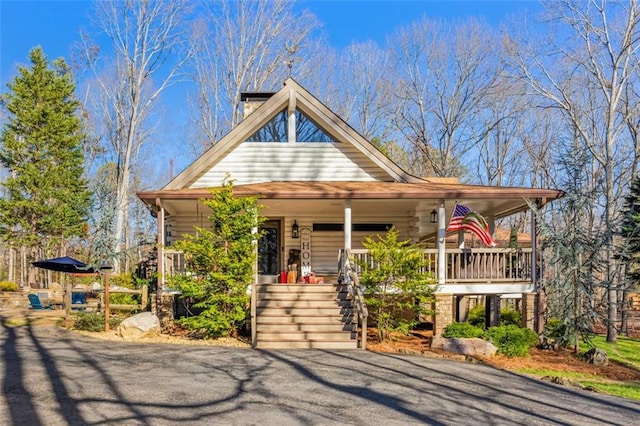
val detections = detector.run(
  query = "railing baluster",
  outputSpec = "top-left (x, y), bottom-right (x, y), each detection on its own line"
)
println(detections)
top-left (345, 247), bottom-right (533, 284)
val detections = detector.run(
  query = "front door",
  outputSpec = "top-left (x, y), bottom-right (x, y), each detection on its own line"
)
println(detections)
top-left (258, 220), bottom-right (281, 275)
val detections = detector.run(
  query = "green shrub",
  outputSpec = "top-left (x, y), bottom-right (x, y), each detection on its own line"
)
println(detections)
top-left (541, 317), bottom-right (574, 348)
top-left (468, 305), bottom-right (522, 328)
top-left (74, 312), bottom-right (120, 332)
top-left (443, 322), bottom-right (485, 338)
top-left (168, 178), bottom-right (262, 338)
top-left (110, 292), bottom-right (137, 305)
top-left (468, 304), bottom-right (485, 328)
top-left (500, 308), bottom-right (521, 326)
top-left (0, 281), bottom-right (19, 292)
top-left (358, 227), bottom-right (437, 341)
top-left (485, 325), bottom-right (539, 357)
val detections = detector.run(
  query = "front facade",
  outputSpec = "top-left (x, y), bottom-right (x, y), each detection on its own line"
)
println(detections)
top-left (137, 78), bottom-right (563, 348)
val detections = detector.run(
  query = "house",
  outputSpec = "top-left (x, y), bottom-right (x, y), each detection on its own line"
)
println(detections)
top-left (137, 78), bottom-right (564, 349)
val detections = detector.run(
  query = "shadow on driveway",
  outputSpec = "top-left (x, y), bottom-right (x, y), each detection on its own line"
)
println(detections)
top-left (1, 321), bottom-right (638, 425)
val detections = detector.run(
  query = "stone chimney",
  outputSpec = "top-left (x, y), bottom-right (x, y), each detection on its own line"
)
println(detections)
top-left (240, 92), bottom-right (276, 119)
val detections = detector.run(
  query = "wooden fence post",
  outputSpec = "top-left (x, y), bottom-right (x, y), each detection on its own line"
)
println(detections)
top-left (104, 272), bottom-right (110, 332)
top-left (65, 282), bottom-right (72, 319)
top-left (141, 285), bottom-right (148, 310)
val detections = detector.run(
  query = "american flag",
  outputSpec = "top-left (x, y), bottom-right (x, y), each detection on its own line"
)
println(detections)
top-left (446, 204), bottom-right (497, 247)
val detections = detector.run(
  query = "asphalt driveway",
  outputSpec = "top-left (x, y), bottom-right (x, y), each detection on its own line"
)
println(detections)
top-left (1, 322), bottom-right (638, 425)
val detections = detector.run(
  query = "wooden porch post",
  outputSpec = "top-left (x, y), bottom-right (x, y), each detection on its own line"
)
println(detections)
top-left (155, 198), bottom-right (165, 314)
top-left (437, 200), bottom-right (446, 286)
top-left (531, 202), bottom-right (545, 333)
top-left (252, 218), bottom-right (258, 348)
top-left (344, 199), bottom-right (352, 250)
top-left (487, 213), bottom-right (495, 240)
top-left (485, 295), bottom-right (500, 327)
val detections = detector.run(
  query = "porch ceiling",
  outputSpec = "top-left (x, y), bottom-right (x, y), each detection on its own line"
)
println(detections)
top-left (137, 180), bottom-right (564, 220)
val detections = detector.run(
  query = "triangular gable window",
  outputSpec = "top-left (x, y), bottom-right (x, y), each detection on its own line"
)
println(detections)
top-left (246, 110), bottom-right (287, 142)
top-left (296, 110), bottom-right (335, 142)
top-left (246, 109), bottom-right (335, 143)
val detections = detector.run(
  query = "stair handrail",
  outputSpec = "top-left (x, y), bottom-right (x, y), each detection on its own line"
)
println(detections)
top-left (339, 249), bottom-right (368, 350)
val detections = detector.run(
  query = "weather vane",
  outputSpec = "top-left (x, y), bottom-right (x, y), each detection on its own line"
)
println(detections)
top-left (285, 42), bottom-right (299, 78)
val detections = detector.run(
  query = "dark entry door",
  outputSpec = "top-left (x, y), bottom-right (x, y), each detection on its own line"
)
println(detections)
top-left (258, 220), bottom-right (281, 275)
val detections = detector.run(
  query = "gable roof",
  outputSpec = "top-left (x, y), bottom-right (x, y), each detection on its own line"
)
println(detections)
top-left (164, 78), bottom-right (423, 190)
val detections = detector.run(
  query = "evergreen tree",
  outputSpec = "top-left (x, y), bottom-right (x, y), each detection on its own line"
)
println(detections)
top-left (168, 178), bottom-right (264, 338)
top-left (619, 176), bottom-right (640, 285)
top-left (618, 176), bottom-right (640, 334)
top-left (538, 134), bottom-right (601, 352)
top-left (357, 227), bottom-right (436, 341)
top-left (0, 47), bottom-right (91, 282)
top-left (87, 162), bottom-right (118, 262)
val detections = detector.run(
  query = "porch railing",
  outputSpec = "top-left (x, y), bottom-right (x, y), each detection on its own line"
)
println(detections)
top-left (338, 249), bottom-right (368, 350)
top-left (346, 248), bottom-right (533, 284)
top-left (163, 249), bottom-right (186, 278)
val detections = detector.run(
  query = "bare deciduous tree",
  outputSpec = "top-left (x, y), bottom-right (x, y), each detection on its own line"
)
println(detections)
top-left (389, 18), bottom-right (501, 178)
top-left (188, 0), bottom-right (320, 153)
top-left (507, 0), bottom-right (640, 342)
top-left (80, 0), bottom-right (191, 271)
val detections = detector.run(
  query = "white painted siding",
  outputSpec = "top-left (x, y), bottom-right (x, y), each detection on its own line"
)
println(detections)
top-left (167, 212), bottom-right (415, 277)
top-left (190, 142), bottom-right (393, 187)
top-left (277, 215), bottom-right (413, 275)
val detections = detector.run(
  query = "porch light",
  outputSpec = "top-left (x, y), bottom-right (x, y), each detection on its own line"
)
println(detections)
top-left (292, 220), bottom-right (299, 239)
top-left (430, 210), bottom-right (438, 224)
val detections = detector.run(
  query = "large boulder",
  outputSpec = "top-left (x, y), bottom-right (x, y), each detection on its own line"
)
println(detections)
top-left (582, 347), bottom-right (609, 366)
top-left (116, 312), bottom-right (160, 340)
top-left (431, 335), bottom-right (498, 358)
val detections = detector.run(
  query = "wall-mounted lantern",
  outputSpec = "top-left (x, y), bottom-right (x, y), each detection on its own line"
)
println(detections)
top-left (292, 220), bottom-right (299, 239)
top-left (430, 210), bottom-right (438, 224)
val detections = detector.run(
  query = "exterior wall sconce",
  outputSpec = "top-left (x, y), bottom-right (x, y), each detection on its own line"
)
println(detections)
top-left (292, 220), bottom-right (299, 238)
top-left (430, 210), bottom-right (438, 224)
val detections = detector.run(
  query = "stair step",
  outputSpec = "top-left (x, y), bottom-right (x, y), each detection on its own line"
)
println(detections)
top-left (256, 299), bottom-right (350, 308)
top-left (257, 292), bottom-right (348, 301)
top-left (256, 307), bottom-right (353, 316)
top-left (254, 282), bottom-right (358, 349)
top-left (257, 284), bottom-right (346, 293)
top-left (255, 323), bottom-right (356, 332)
top-left (256, 332), bottom-right (355, 341)
top-left (256, 315), bottom-right (353, 324)
top-left (255, 340), bottom-right (358, 349)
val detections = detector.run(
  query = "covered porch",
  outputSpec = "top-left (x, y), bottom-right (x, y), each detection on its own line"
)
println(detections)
top-left (139, 180), bottom-right (563, 343)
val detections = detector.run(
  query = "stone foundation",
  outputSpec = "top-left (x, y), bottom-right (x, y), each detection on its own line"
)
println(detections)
top-left (151, 293), bottom-right (175, 333)
top-left (522, 292), bottom-right (537, 330)
top-left (434, 294), bottom-right (454, 336)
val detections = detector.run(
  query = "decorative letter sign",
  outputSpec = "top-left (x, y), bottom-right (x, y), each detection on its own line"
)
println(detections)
top-left (300, 227), bottom-right (311, 277)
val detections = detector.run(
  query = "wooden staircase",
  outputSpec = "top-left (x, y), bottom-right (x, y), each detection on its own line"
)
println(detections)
top-left (254, 283), bottom-right (358, 349)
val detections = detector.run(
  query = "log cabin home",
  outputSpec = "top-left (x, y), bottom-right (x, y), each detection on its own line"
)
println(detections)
top-left (137, 78), bottom-right (564, 349)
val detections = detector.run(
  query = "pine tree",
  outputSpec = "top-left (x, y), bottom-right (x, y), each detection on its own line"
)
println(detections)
top-left (619, 177), bottom-right (640, 284)
top-left (538, 133), bottom-right (601, 352)
top-left (618, 176), bottom-right (640, 334)
top-left (168, 177), bottom-right (264, 338)
top-left (0, 47), bottom-right (91, 283)
top-left (357, 227), bottom-right (437, 341)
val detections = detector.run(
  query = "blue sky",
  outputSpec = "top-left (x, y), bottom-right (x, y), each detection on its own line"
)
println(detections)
top-left (0, 0), bottom-right (542, 179)
top-left (0, 0), bottom-right (542, 83)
